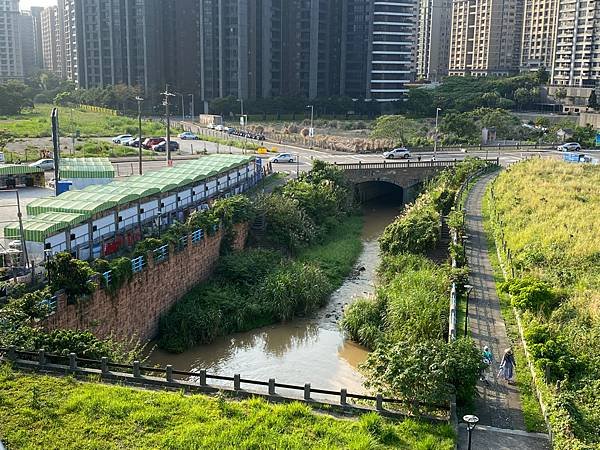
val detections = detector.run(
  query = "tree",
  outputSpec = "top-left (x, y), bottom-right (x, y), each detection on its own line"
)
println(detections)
top-left (0, 82), bottom-right (30, 115)
top-left (573, 124), bottom-right (596, 148)
top-left (588, 90), bottom-right (598, 110)
top-left (514, 87), bottom-right (534, 109)
top-left (370, 115), bottom-right (409, 145)
top-left (0, 130), bottom-right (13, 152)
top-left (554, 88), bottom-right (567, 102)
top-left (470, 108), bottom-right (520, 139)
top-left (536, 66), bottom-right (550, 84)
top-left (439, 112), bottom-right (478, 143)
top-left (403, 88), bottom-right (435, 117)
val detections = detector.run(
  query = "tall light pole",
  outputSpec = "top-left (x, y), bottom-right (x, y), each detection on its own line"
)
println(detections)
top-left (189, 94), bottom-right (195, 122)
top-left (238, 98), bottom-right (246, 154)
top-left (464, 284), bottom-right (474, 337)
top-left (434, 107), bottom-right (441, 161)
top-left (162, 85), bottom-right (176, 165)
top-left (306, 105), bottom-right (314, 148)
top-left (135, 96), bottom-right (144, 175)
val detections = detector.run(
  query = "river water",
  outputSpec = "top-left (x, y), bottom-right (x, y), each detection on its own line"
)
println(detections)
top-left (149, 200), bottom-right (400, 394)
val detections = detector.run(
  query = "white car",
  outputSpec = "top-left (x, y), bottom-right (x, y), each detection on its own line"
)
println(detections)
top-left (215, 125), bottom-right (225, 131)
top-left (120, 136), bottom-right (136, 146)
top-left (557, 142), bottom-right (581, 152)
top-left (207, 123), bottom-right (216, 129)
top-left (112, 134), bottom-right (132, 144)
top-left (270, 153), bottom-right (295, 163)
top-left (383, 147), bottom-right (411, 159)
top-left (29, 159), bottom-right (55, 171)
top-left (178, 131), bottom-right (199, 140)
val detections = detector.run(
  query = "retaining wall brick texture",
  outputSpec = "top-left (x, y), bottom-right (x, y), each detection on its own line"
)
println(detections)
top-left (44, 223), bottom-right (249, 342)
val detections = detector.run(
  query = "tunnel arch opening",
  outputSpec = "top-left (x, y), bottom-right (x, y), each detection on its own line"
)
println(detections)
top-left (354, 180), bottom-right (404, 206)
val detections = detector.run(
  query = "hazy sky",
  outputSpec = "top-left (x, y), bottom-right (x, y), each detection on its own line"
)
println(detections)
top-left (20, 0), bottom-right (56, 10)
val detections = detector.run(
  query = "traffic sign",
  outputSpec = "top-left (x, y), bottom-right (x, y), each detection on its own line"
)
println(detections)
top-left (309, 127), bottom-right (315, 138)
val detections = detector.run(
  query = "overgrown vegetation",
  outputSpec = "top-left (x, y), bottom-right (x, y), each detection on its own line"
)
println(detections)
top-left (159, 163), bottom-right (361, 352)
top-left (0, 104), bottom-right (166, 138)
top-left (486, 158), bottom-right (600, 448)
top-left (342, 159), bottom-right (491, 409)
top-left (0, 367), bottom-right (455, 449)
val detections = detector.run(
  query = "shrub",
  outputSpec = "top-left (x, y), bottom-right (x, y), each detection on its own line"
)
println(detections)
top-left (379, 196), bottom-right (440, 255)
top-left (500, 277), bottom-right (559, 313)
top-left (46, 253), bottom-right (97, 303)
top-left (524, 320), bottom-right (582, 383)
top-left (340, 297), bottom-right (385, 349)
top-left (215, 249), bottom-right (282, 289)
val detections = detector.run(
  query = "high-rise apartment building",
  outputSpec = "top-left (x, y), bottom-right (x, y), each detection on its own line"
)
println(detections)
top-left (41, 5), bottom-right (65, 77)
top-left (520, 0), bottom-right (559, 71)
top-left (369, 0), bottom-right (417, 101)
top-left (551, 0), bottom-right (600, 87)
top-left (0, 0), bottom-right (23, 80)
top-left (449, 0), bottom-right (523, 76)
top-left (61, 0), bottom-right (163, 91)
top-left (18, 10), bottom-right (37, 76)
top-left (29, 6), bottom-right (43, 70)
top-left (416, 0), bottom-right (452, 80)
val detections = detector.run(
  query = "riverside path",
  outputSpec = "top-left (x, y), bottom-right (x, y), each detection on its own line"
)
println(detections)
top-left (458, 174), bottom-right (550, 450)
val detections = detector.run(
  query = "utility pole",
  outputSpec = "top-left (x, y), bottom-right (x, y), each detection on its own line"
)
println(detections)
top-left (189, 94), bottom-right (195, 121)
top-left (307, 105), bottom-right (314, 149)
top-left (15, 190), bottom-right (29, 269)
top-left (434, 107), bottom-right (441, 161)
top-left (51, 108), bottom-right (60, 196)
top-left (135, 96), bottom-right (144, 175)
top-left (162, 85), bottom-right (175, 166)
top-left (238, 98), bottom-right (246, 154)
top-left (180, 94), bottom-right (185, 121)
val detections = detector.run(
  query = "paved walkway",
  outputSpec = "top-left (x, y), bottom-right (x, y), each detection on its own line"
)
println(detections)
top-left (459, 174), bottom-right (550, 449)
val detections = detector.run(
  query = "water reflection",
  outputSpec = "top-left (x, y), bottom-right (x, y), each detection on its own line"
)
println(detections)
top-left (149, 197), bottom-right (401, 393)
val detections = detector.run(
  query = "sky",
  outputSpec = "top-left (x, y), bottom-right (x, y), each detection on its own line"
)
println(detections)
top-left (20, 0), bottom-right (56, 10)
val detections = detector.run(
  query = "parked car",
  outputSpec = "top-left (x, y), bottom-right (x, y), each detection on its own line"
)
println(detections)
top-left (120, 136), bottom-right (136, 146)
top-left (29, 158), bottom-right (55, 171)
top-left (112, 134), bottom-right (132, 144)
top-left (207, 123), bottom-right (216, 129)
top-left (215, 124), bottom-right (225, 131)
top-left (143, 137), bottom-right (165, 149)
top-left (152, 140), bottom-right (180, 152)
top-left (557, 142), bottom-right (581, 152)
top-left (178, 131), bottom-right (199, 140)
top-left (126, 137), bottom-right (143, 147)
top-left (269, 153), bottom-right (295, 163)
top-left (383, 147), bottom-right (411, 159)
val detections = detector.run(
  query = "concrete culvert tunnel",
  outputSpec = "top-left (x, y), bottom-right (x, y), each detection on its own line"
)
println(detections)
top-left (355, 181), bottom-right (404, 206)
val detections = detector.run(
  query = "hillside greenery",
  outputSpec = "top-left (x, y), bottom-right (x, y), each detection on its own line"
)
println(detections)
top-left (486, 158), bottom-right (600, 448)
top-left (0, 367), bottom-right (455, 449)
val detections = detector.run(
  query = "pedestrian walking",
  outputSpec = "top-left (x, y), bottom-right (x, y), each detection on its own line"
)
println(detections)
top-left (498, 348), bottom-right (516, 384)
top-left (480, 345), bottom-right (493, 385)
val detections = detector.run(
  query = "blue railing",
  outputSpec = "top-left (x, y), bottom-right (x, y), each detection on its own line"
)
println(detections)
top-left (102, 271), bottom-right (112, 285)
top-left (42, 296), bottom-right (57, 313)
top-left (178, 236), bottom-right (188, 250)
top-left (153, 245), bottom-right (169, 263)
top-left (131, 256), bottom-right (145, 273)
top-left (191, 229), bottom-right (204, 243)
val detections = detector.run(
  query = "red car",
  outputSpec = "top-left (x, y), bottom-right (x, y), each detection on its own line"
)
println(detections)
top-left (143, 137), bottom-right (165, 149)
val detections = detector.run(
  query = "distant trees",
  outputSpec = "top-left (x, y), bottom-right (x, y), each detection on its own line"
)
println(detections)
top-left (588, 90), bottom-right (598, 110)
top-left (0, 81), bottom-right (32, 115)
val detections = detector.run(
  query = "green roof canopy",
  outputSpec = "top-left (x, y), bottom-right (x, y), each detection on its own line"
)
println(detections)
top-left (0, 165), bottom-right (44, 176)
top-left (60, 157), bottom-right (115, 179)
top-left (4, 212), bottom-right (85, 242)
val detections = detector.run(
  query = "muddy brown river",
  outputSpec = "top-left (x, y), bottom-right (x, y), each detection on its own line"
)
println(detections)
top-left (149, 200), bottom-right (401, 394)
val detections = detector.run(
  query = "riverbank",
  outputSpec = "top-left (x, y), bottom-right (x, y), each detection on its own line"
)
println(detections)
top-left (150, 202), bottom-right (400, 392)
top-left (0, 366), bottom-right (455, 449)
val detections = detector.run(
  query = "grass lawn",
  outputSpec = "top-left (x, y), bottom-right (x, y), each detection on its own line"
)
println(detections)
top-left (0, 104), bottom-right (166, 138)
top-left (481, 187), bottom-right (548, 433)
top-left (0, 366), bottom-right (455, 449)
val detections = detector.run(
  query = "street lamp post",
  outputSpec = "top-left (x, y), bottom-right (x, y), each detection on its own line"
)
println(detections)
top-left (434, 107), bottom-right (441, 161)
top-left (135, 96), bottom-right (144, 175)
top-left (464, 284), bottom-right (474, 337)
top-left (162, 85), bottom-right (176, 165)
top-left (463, 415), bottom-right (479, 450)
top-left (306, 105), bottom-right (314, 148)
top-left (189, 94), bottom-right (195, 121)
top-left (238, 98), bottom-right (247, 154)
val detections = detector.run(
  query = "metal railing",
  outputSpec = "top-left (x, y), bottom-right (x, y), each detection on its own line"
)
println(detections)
top-left (153, 245), bottom-right (169, 263)
top-left (334, 157), bottom-right (499, 171)
top-left (131, 256), bottom-right (145, 274)
top-left (0, 347), bottom-right (448, 419)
